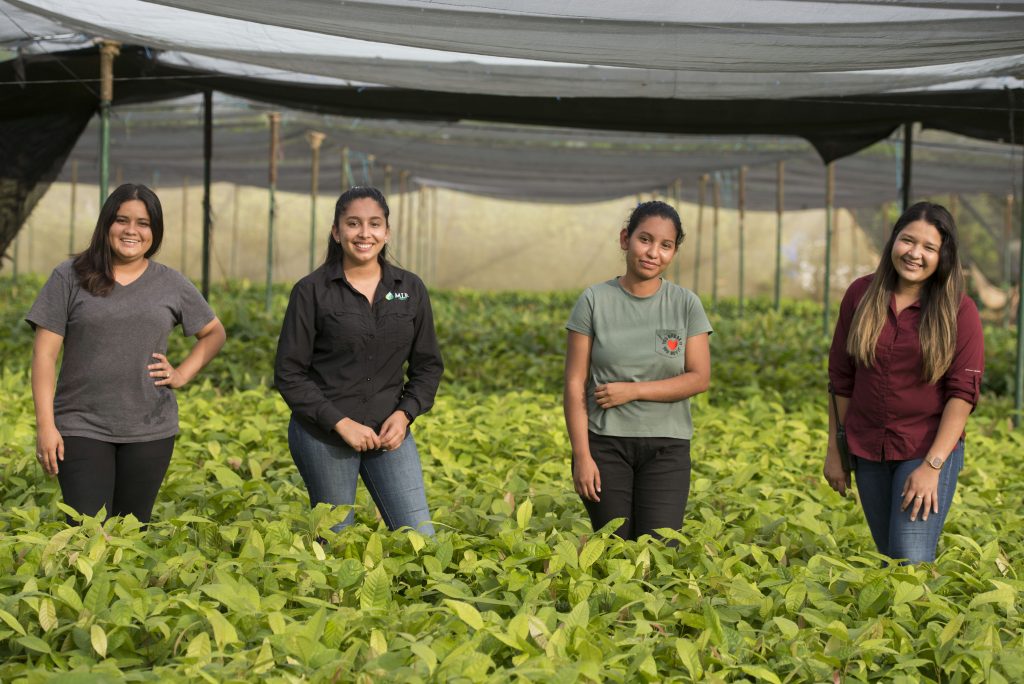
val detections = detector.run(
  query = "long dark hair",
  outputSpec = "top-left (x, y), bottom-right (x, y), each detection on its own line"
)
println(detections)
top-left (324, 186), bottom-right (390, 267)
top-left (847, 201), bottom-right (964, 383)
top-left (625, 200), bottom-right (685, 246)
top-left (72, 184), bottom-right (164, 296)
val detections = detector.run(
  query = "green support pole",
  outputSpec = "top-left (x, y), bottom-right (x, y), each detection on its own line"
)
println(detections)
top-left (738, 166), bottom-right (747, 317)
top-left (342, 147), bottom-right (351, 191)
top-left (266, 113), bottom-right (281, 312)
top-left (201, 90), bottom-right (213, 300)
top-left (712, 174), bottom-right (720, 309)
top-left (307, 131), bottom-right (326, 274)
top-left (901, 123), bottom-right (913, 212)
top-left (1015, 140), bottom-right (1024, 428)
top-left (69, 160), bottom-right (78, 255)
top-left (824, 163), bottom-right (835, 337)
top-left (775, 160), bottom-right (785, 310)
top-left (98, 42), bottom-right (119, 203)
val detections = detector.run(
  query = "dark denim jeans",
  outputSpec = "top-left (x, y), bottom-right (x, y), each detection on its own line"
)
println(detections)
top-left (854, 440), bottom-right (963, 564)
top-left (580, 431), bottom-right (691, 541)
top-left (288, 416), bottom-right (435, 536)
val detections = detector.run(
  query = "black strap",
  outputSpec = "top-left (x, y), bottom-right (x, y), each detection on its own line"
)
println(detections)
top-left (828, 382), bottom-right (844, 429)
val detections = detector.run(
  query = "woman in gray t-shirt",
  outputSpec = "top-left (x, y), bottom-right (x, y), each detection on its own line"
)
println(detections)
top-left (27, 184), bottom-right (226, 524)
top-left (564, 201), bottom-right (712, 540)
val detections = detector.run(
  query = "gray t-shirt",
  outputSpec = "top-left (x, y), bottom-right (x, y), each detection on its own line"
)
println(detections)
top-left (26, 259), bottom-right (215, 443)
top-left (566, 278), bottom-right (713, 439)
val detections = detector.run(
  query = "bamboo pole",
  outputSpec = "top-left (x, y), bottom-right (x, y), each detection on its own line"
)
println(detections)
top-left (307, 131), bottom-right (326, 274)
top-left (775, 161), bottom-right (785, 309)
top-left (694, 174), bottom-right (707, 292)
top-left (824, 163), bottom-right (835, 336)
top-left (265, 112), bottom-right (280, 311)
top-left (738, 166), bottom-right (747, 317)
top-left (98, 40), bottom-right (120, 203)
top-left (712, 174), bottom-right (720, 309)
top-left (68, 160), bottom-right (78, 255)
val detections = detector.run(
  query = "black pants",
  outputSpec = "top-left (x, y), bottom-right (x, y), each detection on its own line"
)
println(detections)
top-left (580, 432), bottom-right (691, 541)
top-left (57, 436), bottom-right (175, 524)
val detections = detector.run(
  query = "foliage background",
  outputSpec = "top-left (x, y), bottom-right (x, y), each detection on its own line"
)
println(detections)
top-left (1, 278), bottom-right (1022, 682)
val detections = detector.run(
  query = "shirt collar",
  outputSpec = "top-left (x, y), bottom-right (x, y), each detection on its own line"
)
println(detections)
top-left (325, 258), bottom-right (403, 288)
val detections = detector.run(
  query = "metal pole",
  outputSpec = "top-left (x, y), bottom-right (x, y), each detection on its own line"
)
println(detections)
top-left (775, 161), bottom-right (785, 310)
top-left (694, 174), bottom-right (706, 292)
top-left (901, 122), bottom-right (913, 212)
top-left (69, 160), bottom-right (78, 255)
top-left (712, 174), bottom-right (720, 309)
top-left (266, 112), bottom-right (280, 312)
top-left (824, 163), bottom-right (835, 337)
top-left (738, 167), bottom-right (747, 317)
top-left (201, 90), bottom-right (213, 300)
top-left (307, 131), bottom-right (326, 274)
top-left (180, 177), bottom-right (188, 275)
top-left (98, 41), bottom-right (120, 203)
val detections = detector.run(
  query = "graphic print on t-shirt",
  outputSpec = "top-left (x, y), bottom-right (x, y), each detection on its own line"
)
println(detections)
top-left (656, 329), bottom-right (683, 357)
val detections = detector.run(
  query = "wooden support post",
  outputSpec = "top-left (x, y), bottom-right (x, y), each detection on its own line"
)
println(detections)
top-left (775, 161), bottom-right (785, 310)
top-left (824, 163), bottom-right (835, 336)
top-left (69, 160), bottom-right (78, 255)
top-left (265, 112), bottom-right (280, 311)
top-left (201, 90), bottom-right (213, 299)
top-left (712, 175), bottom-right (720, 309)
top-left (738, 167), bottom-right (747, 316)
top-left (307, 131), bottom-right (326, 274)
top-left (694, 174), bottom-right (707, 292)
top-left (98, 40), bottom-right (120, 203)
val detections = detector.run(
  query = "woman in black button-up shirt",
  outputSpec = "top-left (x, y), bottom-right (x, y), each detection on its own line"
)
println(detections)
top-left (275, 186), bottom-right (443, 536)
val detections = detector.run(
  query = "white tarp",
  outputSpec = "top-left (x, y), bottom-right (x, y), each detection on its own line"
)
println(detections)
top-left (5, 0), bottom-right (1024, 99)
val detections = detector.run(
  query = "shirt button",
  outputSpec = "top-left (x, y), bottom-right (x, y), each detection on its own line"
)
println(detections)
top-left (366, 378), bottom-right (371, 382)
top-left (369, 334), bottom-right (375, 339)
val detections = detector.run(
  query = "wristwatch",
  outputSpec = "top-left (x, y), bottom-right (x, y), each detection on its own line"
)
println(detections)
top-left (926, 455), bottom-right (944, 470)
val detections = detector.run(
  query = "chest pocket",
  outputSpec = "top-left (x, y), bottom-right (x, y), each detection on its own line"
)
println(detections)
top-left (320, 311), bottom-right (367, 354)
top-left (382, 311), bottom-right (415, 349)
top-left (655, 329), bottom-right (684, 358)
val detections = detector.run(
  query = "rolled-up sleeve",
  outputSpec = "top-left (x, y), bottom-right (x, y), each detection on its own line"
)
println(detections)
top-left (396, 279), bottom-right (444, 421)
top-left (942, 297), bottom-right (984, 408)
top-left (828, 281), bottom-right (862, 397)
top-left (274, 281), bottom-right (344, 433)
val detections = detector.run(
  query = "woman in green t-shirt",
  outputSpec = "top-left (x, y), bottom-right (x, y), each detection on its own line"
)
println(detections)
top-left (564, 201), bottom-right (712, 540)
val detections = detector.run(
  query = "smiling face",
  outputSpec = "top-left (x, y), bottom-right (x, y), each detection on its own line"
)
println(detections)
top-left (620, 215), bottom-right (678, 281)
top-left (890, 219), bottom-right (942, 291)
top-left (332, 197), bottom-right (389, 268)
top-left (107, 199), bottom-right (154, 266)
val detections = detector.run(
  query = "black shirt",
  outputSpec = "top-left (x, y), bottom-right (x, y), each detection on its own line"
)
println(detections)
top-left (274, 259), bottom-right (444, 446)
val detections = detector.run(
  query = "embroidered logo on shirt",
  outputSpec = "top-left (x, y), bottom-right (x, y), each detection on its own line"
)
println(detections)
top-left (385, 291), bottom-right (409, 301)
top-left (656, 330), bottom-right (683, 357)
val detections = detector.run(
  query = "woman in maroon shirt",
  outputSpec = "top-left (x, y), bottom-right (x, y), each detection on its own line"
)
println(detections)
top-left (825, 201), bottom-right (984, 563)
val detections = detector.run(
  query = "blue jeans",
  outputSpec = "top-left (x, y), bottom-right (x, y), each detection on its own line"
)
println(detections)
top-left (854, 441), bottom-right (963, 564)
top-left (288, 416), bottom-right (435, 536)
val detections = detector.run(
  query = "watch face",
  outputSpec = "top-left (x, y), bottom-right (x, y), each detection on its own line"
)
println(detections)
top-left (929, 456), bottom-right (943, 468)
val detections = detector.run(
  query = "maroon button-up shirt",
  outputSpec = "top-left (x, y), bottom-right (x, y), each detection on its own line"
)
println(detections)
top-left (828, 275), bottom-right (984, 462)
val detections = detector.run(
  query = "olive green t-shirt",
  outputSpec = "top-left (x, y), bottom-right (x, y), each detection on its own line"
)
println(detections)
top-left (566, 278), bottom-right (712, 439)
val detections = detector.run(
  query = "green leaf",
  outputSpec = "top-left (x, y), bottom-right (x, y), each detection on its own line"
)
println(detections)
top-left (203, 608), bottom-right (239, 649)
top-left (360, 565), bottom-right (391, 612)
top-left (741, 665), bottom-right (782, 684)
top-left (939, 613), bottom-right (964, 645)
top-left (37, 598), bottom-right (57, 632)
top-left (0, 608), bottom-right (26, 636)
top-left (675, 639), bottom-right (703, 680)
top-left (579, 538), bottom-right (606, 571)
top-left (17, 635), bottom-right (52, 654)
top-left (410, 641), bottom-right (438, 674)
top-left (445, 599), bottom-right (484, 631)
top-left (516, 498), bottom-right (533, 530)
top-left (90, 624), bottom-right (108, 658)
top-left (186, 632), bottom-right (212, 662)
top-left (364, 532), bottom-right (384, 569)
top-left (773, 617), bottom-right (799, 639)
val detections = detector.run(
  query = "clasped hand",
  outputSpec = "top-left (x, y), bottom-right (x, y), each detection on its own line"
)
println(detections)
top-left (594, 382), bottom-right (636, 409)
top-left (336, 411), bottom-right (409, 452)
